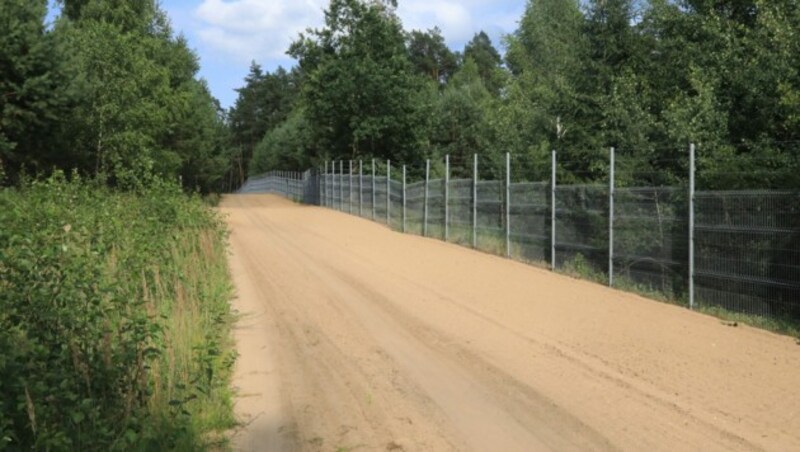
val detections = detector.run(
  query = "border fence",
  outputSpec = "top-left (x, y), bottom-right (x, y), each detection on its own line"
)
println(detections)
top-left (237, 146), bottom-right (800, 323)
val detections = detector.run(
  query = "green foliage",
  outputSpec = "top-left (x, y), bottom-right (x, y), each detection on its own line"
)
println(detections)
top-left (250, 109), bottom-right (314, 175)
top-left (0, 173), bottom-right (234, 450)
top-left (227, 64), bottom-right (300, 186)
top-left (0, 0), bottom-right (70, 181)
top-left (463, 31), bottom-right (505, 96)
top-left (289, 0), bottom-right (428, 162)
top-left (406, 27), bottom-right (459, 85)
top-left (429, 59), bottom-right (498, 177)
top-left (1, 0), bottom-right (229, 192)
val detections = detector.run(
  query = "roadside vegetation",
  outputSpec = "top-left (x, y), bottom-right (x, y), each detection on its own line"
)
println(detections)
top-left (0, 173), bottom-right (235, 450)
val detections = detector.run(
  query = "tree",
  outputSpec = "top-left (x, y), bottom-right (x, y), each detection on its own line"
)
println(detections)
top-left (429, 58), bottom-right (498, 177)
top-left (228, 64), bottom-right (299, 186)
top-left (503, 0), bottom-right (596, 180)
top-left (463, 31), bottom-right (505, 96)
top-left (49, 0), bottom-right (229, 188)
top-left (0, 0), bottom-right (69, 181)
top-left (250, 109), bottom-right (313, 175)
top-left (407, 27), bottom-right (458, 85)
top-left (289, 0), bottom-right (428, 162)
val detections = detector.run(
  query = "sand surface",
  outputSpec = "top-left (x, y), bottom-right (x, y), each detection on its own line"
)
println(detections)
top-left (221, 194), bottom-right (800, 452)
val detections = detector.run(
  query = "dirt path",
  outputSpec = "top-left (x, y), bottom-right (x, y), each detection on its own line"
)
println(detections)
top-left (221, 194), bottom-right (800, 452)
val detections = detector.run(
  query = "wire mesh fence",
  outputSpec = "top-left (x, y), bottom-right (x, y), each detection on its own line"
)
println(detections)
top-left (613, 186), bottom-right (688, 302)
top-left (509, 182), bottom-right (549, 265)
top-left (448, 179), bottom-right (473, 247)
top-left (428, 178), bottom-right (446, 240)
top-left (241, 149), bottom-right (800, 325)
top-left (694, 191), bottom-right (800, 317)
top-left (554, 184), bottom-right (608, 280)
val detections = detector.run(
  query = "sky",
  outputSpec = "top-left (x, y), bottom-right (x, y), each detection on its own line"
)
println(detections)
top-left (50, 0), bottom-right (526, 109)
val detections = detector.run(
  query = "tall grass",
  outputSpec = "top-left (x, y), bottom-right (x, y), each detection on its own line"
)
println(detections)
top-left (0, 172), bottom-right (235, 450)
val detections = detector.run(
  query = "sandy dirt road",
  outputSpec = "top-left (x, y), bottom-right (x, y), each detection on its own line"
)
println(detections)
top-left (221, 194), bottom-right (800, 452)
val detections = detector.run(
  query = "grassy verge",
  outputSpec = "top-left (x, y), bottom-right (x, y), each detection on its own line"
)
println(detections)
top-left (0, 173), bottom-right (235, 450)
top-left (697, 306), bottom-right (800, 340)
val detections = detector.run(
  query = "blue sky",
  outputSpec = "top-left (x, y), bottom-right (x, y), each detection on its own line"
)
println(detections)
top-left (49, 0), bottom-right (526, 109)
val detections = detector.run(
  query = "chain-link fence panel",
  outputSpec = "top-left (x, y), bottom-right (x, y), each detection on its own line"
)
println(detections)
top-left (427, 178), bottom-right (446, 240)
top-left (448, 179), bottom-right (473, 246)
top-left (373, 175), bottom-right (388, 223)
top-left (695, 191), bottom-right (800, 318)
top-left (476, 180), bottom-right (504, 255)
top-left (389, 179), bottom-right (403, 230)
top-left (555, 184), bottom-right (608, 279)
top-left (360, 175), bottom-right (374, 219)
top-left (509, 182), bottom-right (549, 265)
top-left (406, 181), bottom-right (425, 236)
top-left (613, 187), bottom-right (687, 301)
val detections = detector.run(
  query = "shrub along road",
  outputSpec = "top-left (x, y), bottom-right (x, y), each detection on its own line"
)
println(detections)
top-left (221, 194), bottom-right (799, 452)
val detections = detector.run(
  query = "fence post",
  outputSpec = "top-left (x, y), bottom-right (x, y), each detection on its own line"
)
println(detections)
top-left (372, 159), bottom-right (376, 220)
top-left (323, 161), bottom-right (328, 206)
top-left (689, 143), bottom-right (696, 310)
top-left (609, 147), bottom-right (615, 287)
top-left (359, 160), bottom-right (363, 217)
top-left (349, 160), bottom-right (353, 214)
top-left (445, 154), bottom-right (450, 242)
top-left (473, 153), bottom-right (478, 249)
top-left (551, 150), bottom-right (557, 271)
top-left (339, 160), bottom-right (344, 211)
top-left (386, 160), bottom-right (391, 226)
top-left (402, 165), bottom-right (407, 233)
top-left (506, 152), bottom-right (511, 258)
top-left (424, 159), bottom-right (430, 237)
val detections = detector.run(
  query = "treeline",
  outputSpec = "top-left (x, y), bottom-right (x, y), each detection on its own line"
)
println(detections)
top-left (1, 0), bottom-right (231, 193)
top-left (4, 0), bottom-right (799, 192)
top-left (232, 0), bottom-right (800, 189)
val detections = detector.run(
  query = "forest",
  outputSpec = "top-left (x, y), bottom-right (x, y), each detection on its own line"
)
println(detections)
top-left (4, 0), bottom-right (800, 192)
top-left (232, 0), bottom-right (800, 190)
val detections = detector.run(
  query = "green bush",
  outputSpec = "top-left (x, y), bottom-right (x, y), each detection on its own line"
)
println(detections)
top-left (0, 172), bottom-right (235, 450)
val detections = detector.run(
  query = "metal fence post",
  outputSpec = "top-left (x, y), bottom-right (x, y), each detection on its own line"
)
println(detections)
top-left (372, 159), bottom-right (376, 220)
top-left (323, 161), bottom-right (328, 207)
top-left (424, 159), bottom-right (430, 237)
top-left (386, 160), bottom-right (391, 226)
top-left (609, 147), bottom-right (615, 286)
top-left (339, 160), bottom-right (344, 211)
top-left (445, 154), bottom-right (450, 242)
top-left (473, 153), bottom-right (478, 249)
top-left (551, 150), bottom-right (557, 271)
top-left (349, 160), bottom-right (353, 214)
top-left (689, 143), bottom-right (696, 310)
top-left (402, 165), bottom-right (407, 233)
top-left (506, 152), bottom-right (511, 258)
top-left (359, 160), bottom-right (363, 217)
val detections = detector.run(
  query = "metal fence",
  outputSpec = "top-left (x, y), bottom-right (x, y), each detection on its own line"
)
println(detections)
top-left (240, 148), bottom-right (800, 322)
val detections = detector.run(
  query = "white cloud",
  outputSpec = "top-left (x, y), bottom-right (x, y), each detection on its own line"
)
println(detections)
top-left (192, 0), bottom-right (524, 65)
top-left (397, 1), bottom-right (474, 43)
top-left (194, 0), bottom-right (328, 63)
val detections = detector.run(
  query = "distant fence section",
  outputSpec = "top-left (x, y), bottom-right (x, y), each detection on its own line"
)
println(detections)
top-left (239, 149), bottom-right (800, 323)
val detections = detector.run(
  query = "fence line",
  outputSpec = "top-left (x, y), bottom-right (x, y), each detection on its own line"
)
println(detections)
top-left (238, 146), bottom-right (800, 323)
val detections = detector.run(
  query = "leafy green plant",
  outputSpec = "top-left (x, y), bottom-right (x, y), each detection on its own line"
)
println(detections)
top-left (0, 172), bottom-right (235, 450)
